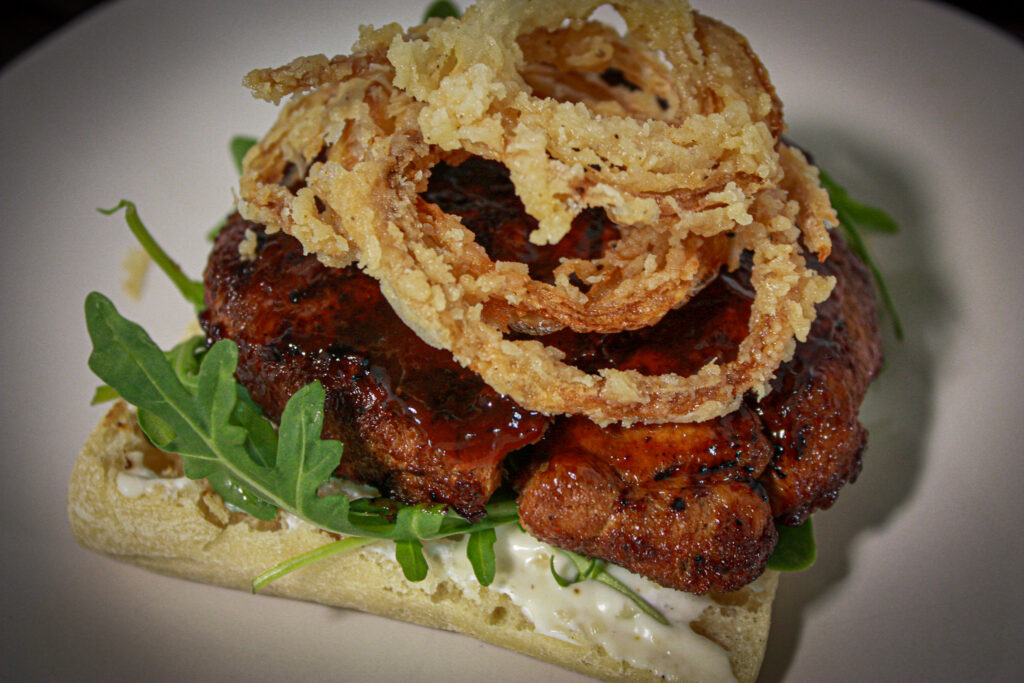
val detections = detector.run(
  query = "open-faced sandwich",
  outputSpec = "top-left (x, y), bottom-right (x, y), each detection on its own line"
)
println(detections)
top-left (69, 1), bottom-right (892, 680)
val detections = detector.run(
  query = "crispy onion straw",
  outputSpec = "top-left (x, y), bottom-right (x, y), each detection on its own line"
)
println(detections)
top-left (238, 0), bottom-right (837, 425)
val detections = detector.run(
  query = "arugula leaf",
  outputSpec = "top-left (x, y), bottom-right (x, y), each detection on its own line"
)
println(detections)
top-left (85, 291), bottom-right (518, 582)
top-left (99, 201), bottom-right (205, 311)
top-left (820, 171), bottom-right (898, 234)
top-left (207, 136), bottom-right (260, 241)
top-left (92, 335), bottom-right (206, 405)
top-left (251, 536), bottom-right (378, 592)
top-left (466, 528), bottom-right (497, 586)
top-left (230, 135), bottom-right (258, 175)
top-left (87, 292), bottom-right (279, 519)
top-left (819, 170), bottom-right (903, 339)
top-left (550, 550), bottom-right (669, 625)
top-left (90, 384), bottom-right (121, 405)
top-left (165, 335), bottom-right (207, 381)
top-left (766, 518), bottom-right (817, 572)
top-left (423, 0), bottom-right (460, 20)
top-left (395, 540), bottom-right (430, 581)
top-left (230, 382), bottom-right (278, 468)
top-left (87, 293), bottom-right (343, 531)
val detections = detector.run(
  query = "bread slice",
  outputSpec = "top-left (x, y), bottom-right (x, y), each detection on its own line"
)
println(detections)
top-left (68, 401), bottom-right (777, 682)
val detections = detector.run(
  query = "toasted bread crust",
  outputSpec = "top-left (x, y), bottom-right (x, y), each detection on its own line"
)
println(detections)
top-left (68, 401), bottom-right (777, 682)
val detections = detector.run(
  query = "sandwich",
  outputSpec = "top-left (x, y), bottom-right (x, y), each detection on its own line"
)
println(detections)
top-left (68, 1), bottom-right (891, 681)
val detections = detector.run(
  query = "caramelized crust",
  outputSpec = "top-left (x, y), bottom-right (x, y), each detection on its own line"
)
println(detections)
top-left (516, 413), bottom-right (777, 594)
top-left (201, 215), bottom-right (549, 520)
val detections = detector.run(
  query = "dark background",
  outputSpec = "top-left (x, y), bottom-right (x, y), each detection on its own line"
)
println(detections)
top-left (2, 0), bottom-right (1021, 69)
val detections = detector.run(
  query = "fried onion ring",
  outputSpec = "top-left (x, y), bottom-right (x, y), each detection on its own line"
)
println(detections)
top-left (237, 0), bottom-right (837, 425)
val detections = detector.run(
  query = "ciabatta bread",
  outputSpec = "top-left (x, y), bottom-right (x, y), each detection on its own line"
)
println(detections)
top-left (68, 401), bottom-right (777, 682)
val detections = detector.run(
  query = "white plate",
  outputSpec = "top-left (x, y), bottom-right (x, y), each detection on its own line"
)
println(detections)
top-left (2, 1), bottom-right (1021, 680)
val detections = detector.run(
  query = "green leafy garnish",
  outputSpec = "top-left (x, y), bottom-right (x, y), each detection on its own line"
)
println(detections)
top-left (550, 549), bottom-right (669, 625)
top-left (85, 291), bottom-right (516, 585)
top-left (466, 527), bottom-right (497, 585)
top-left (230, 135), bottom-right (258, 175)
top-left (208, 135), bottom-right (261, 241)
top-left (253, 498), bottom-right (515, 589)
top-left (90, 384), bottom-right (120, 405)
top-left (423, 0), bottom-right (460, 20)
top-left (252, 537), bottom-right (378, 591)
top-left (819, 170), bottom-right (903, 339)
top-left (766, 518), bottom-right (817, 572)
top-left (92, 335), bottom-right (206, 405)
top-left (395, 539), bottom-right (431, 582)
top-left (90, 336), bottom-right (206, 405)
top-left (99, 200), bottom-right (205, 311)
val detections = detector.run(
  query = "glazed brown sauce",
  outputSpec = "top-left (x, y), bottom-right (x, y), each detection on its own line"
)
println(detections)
top-left (535, 268), bottom-right (752, 378)
top-left (320, 270), bottom-right (545, 462)
top-left (288, 250), bottom-right (546, 463)
top-left (424, 158), bottom-right (620, 284)
top-left (202, 225), bottom-right (543, 468)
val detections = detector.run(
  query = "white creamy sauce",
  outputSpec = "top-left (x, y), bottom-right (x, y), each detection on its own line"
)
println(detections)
top-left (116, 457), bottom-right (735, 680)
top-left (114, 451), bottom-right (198, 499)
top-left (376, 527), bottom-right (737, 682)
top-left (115, 470), bottom-right (198, 498)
